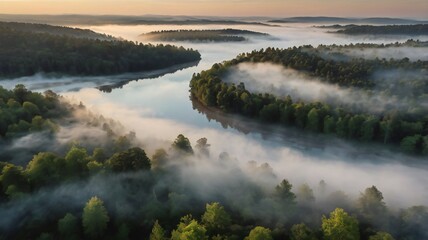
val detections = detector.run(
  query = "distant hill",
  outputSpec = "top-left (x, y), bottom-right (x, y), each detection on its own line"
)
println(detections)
top-left (269, 17), bottom-right (428, 24)
top-left (140, 29), bottom-right (270, 42)
top-left (0, 14), bottom-right (276, 26)
top-left (0, 21), bottom-right (116, 40)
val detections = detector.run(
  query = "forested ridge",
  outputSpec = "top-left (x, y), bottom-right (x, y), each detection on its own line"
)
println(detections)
top-left (141, 29), bottom-right (269, 42)
top-left (190, 43), bottom-right (428, 155)
top-left (328, 24), bottom-right (428, 35)
top-left (0, 22), bottom-right (201, 78)
top-left (0, 21), bottom-right (116, 40)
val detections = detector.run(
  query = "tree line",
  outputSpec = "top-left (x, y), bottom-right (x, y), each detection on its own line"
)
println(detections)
top-left (0, 23), bottom-right (201, 78)
top-left (189, 45), bottom-right (428, 155)
top-left (140, 29), bottom-right (269, 42)
top-left (335, 24), bottom-right (428, 35)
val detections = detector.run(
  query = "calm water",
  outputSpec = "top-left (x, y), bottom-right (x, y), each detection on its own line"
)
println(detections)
top-left (2, 23), bottom-right (428, 208)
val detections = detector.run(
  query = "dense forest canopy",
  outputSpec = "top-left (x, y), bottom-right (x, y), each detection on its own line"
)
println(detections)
top-left (322, 24), bottom-right (428, 35)
top-left (0, 21), bottom-right (116, 40)
top-left (189, 41), bottom-right (428, 155)
top-left (0, 22), bottom-right (201, 78)
top-left (140, 29), bottom-right (270, 42)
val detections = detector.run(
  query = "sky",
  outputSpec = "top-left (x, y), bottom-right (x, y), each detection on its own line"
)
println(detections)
top-left (0, 0), bottom-right (427, 18)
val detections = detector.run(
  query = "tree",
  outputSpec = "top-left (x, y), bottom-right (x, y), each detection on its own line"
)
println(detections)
top-left (307, 108), bottom-right (320, 132)
top-left (400, 135), bottom-right (424, 154)
top-left (171, 215), bottom-right (207, 240)
top-left (369, 232), bottom-right (395, 240)
top-left (58, 213), bottom-right (79, 240)
top-left (151, 148), bottom-right (169, 169)
top-left (82, 196), bottom-right (110, 239)
top-left (357, 186), bottom-right (387, 221)
top-left (107, 147), bottom-right (151, 172)
top-left (245, 226), bottom-right (273, 240)
top-left (65, 146), bottom-right (89, 176)
top-left (290, 223), bottom-right (317, 240)
top-left (297, 183), bottom-right (315, 204)
top-left (321, 208), bottom-right (359, 240)
top-left (172, 134), bottom-right (194, 154)
top-left (195, 137), bottom-right (210, 157)
top-left (0, 164), bottom-right (28, 196)
top-left (201, 202), bottom-right (231, 234)
top-left (26, 152), bottom-right (64, 187)
top-left (274, 179), bottom-right (296, 205)
top-left (150, 220), bottom-right (166, 240)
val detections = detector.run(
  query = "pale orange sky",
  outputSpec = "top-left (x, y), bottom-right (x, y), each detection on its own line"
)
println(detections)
top-left (0, 0), bottom-right (427, 18)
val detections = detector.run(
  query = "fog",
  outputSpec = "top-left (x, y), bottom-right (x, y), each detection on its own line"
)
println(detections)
top-left (1, 22), bottom-right (428, 234)
top-left (224, 62), bottom-right (407, 113)
top-left (322, 46), bottom-right (428, 62)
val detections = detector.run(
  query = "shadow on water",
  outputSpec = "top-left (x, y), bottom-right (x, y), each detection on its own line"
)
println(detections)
top-left (96, 61), bottom-right (200, 92)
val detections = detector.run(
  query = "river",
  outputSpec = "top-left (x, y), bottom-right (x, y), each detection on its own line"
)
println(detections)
top-left (1, 23), bottom-right (428, 208)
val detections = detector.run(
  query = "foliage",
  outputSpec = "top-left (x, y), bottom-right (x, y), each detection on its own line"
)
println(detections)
top-left (321, 208), bottom-right (360, 240)
top-left (150, 220), bottom-right (166, 240)
top-left (172, 134), bottom-right (194, 154)
top-left (244, 226), bottom-right (273, 240)
top-left (290, 223), bottom-right (317, 240)
top-left (201, 202), bottom-right (231, 233)
top-left (107, 147), bottom-right (151, 172)
top-left (82, 196), bottom-right (110, 239)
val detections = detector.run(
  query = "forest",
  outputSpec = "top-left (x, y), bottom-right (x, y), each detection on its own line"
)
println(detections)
top-left (189, 42), bottom-right (428, 155)
top-left (0, 86), bottom-right (427, 240)
top-left (0, 22), bottom-right (201, 78)
top-left (328, 24), bottom-right (428, 35)
top-left (0, 21), bottom-right (116, 40)
top-left (140, 29), bottom-right (270, 42)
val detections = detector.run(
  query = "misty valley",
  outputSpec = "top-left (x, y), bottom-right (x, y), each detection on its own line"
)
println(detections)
top-left (0, 16), bottom-right (427, 240)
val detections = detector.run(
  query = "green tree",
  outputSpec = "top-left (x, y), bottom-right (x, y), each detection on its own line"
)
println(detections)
top-left (58, 213), bottom-right (79, 240)
top-left (82, 196), bottom-right (110, 239)
top-left (150, 220), bottom-right (166, 240)
top-left (172, 134), bottom-right (194, 154)
top-left (290, 223), bottom-right (317, 240)
top-left (357, 186), bottom-right (387, 221)
top-left (26, 152), bottom-right (64, 187)
top-left (201, 202), bottom-right (231, 234)
top-left (171, 215), bottom-right (207, 240)
top-left (244, 226), bottom-right (273, 240)
top-left (297, 183), bottom-right (315, 204)
top-left (400, 135), bottom-right (424, 154)
top-left (321, 208), bottom-right (359, 240)
top-left (0, 164), bottom-right (28, 196)
top-left (274, 179), bottom-right (296, 205)
top-left (307, 108), bottom-right (321, 132)
top-left (65, 146), bottom-right (89, 176)
top-left (107, 147), bottom-right (151, 172)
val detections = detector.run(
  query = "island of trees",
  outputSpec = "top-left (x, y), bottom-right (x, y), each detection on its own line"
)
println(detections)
top-left (190, 43), bottom-right (428, 155)
top-left (140, 29), bottom-right (270, 42)
top-left (0, 22), bottom-right (201, 78)
top-left (322, 24), bottom-right (428, 35)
